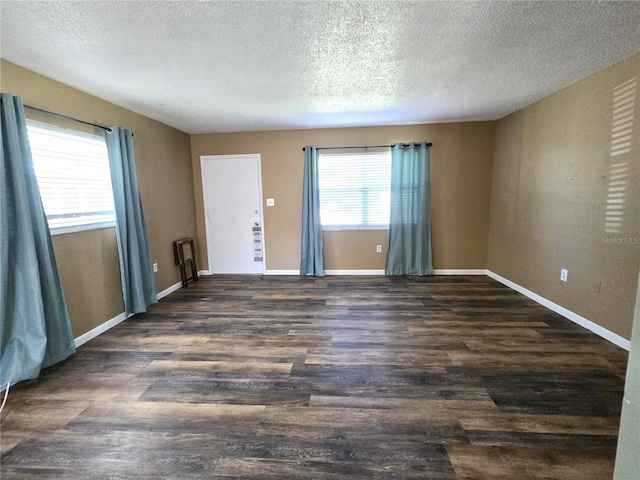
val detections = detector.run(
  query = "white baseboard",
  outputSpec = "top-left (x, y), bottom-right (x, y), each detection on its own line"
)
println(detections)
top-left (264, 270), bottom-right (389, 276)
top-left (263, 269), bottom-right (488, 276)
top-left (263, 270), bottom-right (300, 275)
top-left (323, 269), bottom-right (488, 275)
top-left (73, 269), bottom-right (630, 352)
top-left (325, 269), bottom-right (386, 275)
top-left (434, 269), bottom-right (487, 275)
top-left (265, 270), bottom-right (385, 276)
top-left (74, 311), bottom-right (133, 348)
top-left (487, 270), bottom-right (630, 351)
top-left (157, 280), bottom-right (182, 300)
top-left (74, 279), bottom-right (182, 348)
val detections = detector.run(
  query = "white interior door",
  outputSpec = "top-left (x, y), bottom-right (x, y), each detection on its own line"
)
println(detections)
top-left (201, 154), bottom-right (265, 274)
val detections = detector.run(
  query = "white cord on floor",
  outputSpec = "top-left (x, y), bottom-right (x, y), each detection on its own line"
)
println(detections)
top-left (0, 382), bottom-right (11, 414)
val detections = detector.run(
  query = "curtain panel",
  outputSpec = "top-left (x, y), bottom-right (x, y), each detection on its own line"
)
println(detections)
top-left (105, 127), bottom-right (157, 314)
top-left (1, 93), bottom-right (76, 387)
top-left (300, 146), bottom-right (324, 276)
top-left (385, 142), bottom-right (433, 276)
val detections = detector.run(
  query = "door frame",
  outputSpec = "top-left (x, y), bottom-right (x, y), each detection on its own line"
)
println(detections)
top-left (200, 153), bottom-right (266, 274)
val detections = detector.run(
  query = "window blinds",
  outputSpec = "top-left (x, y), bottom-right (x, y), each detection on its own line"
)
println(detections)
top-left (318, 151), bottom-right (391, 228)
top-left (26, 120), bottom-right (116, 233)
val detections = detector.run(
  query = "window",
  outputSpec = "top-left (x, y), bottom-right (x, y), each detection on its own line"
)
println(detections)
top-left (318, 151), bottom-right (391, 229)
top-left (26, 120), bottom-right (115, 234)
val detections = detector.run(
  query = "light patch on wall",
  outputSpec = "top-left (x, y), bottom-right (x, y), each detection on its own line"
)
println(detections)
top-left (610, 77), bottom-right (636, 156)
top-left (605, 77), bottom-right (637, 234)
top-left (605, 162), bottom-right (629, 233)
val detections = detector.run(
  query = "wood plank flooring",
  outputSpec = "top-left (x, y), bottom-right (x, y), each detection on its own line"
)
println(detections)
top-left (0, 275), bottom-right (629, 479)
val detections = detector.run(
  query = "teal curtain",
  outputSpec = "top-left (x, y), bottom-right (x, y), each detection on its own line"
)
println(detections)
top-left (1, 93), bottom-right (76, 387)
top-left (105, 127), bottom-right (157, 314)
top-left (385, 142), bottom-right (433, 276)
top-left (300, 146), bottom-right (324, 276)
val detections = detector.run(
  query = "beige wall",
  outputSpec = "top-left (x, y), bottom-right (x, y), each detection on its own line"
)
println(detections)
top-left (1, 60), bottom-right (198, 337)
top-left (190, 122), bottom-right (495, 272)
top-left (488, 52), bottom-right (640, 339)
top-left (6, 49), bottom-right (636, 345)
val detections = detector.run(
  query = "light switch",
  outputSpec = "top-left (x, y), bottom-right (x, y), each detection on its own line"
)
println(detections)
top-left (266, 198), bottom-right (275, 207)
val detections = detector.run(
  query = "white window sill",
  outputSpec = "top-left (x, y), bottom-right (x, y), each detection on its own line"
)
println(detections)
top-left (50, 222), bottom-right (116, 236)
top-left (322, 225), bottom-right (389, 232)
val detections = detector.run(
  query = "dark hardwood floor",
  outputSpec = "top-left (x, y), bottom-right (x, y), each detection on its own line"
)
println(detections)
top-left (0, 275), bottom-right (629, 479)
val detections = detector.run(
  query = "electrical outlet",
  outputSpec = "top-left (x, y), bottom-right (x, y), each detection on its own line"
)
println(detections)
top-left (560, 268), bottom-right (568, 282)
top-left (376, 245), bottom-right (382, 253)
top-left (153, 263), bottom-right (158, 273)
top-left (266, 198), bottom-right (275, 207)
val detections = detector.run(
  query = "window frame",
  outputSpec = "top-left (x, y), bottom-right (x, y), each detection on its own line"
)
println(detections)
top-left (26, 119), bottom-right (116, 236)
top-left (318, 151), bottom-right (392, 231)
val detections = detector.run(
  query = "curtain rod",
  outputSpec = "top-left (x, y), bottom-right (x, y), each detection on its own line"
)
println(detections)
top-left (302, 142), bottom-right (432, 151)
top-left (24, 105), bottom-right (113, 133)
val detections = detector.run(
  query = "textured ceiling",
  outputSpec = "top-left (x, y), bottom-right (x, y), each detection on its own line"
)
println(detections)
top-left (2, 1), bottom-right (640, 134)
